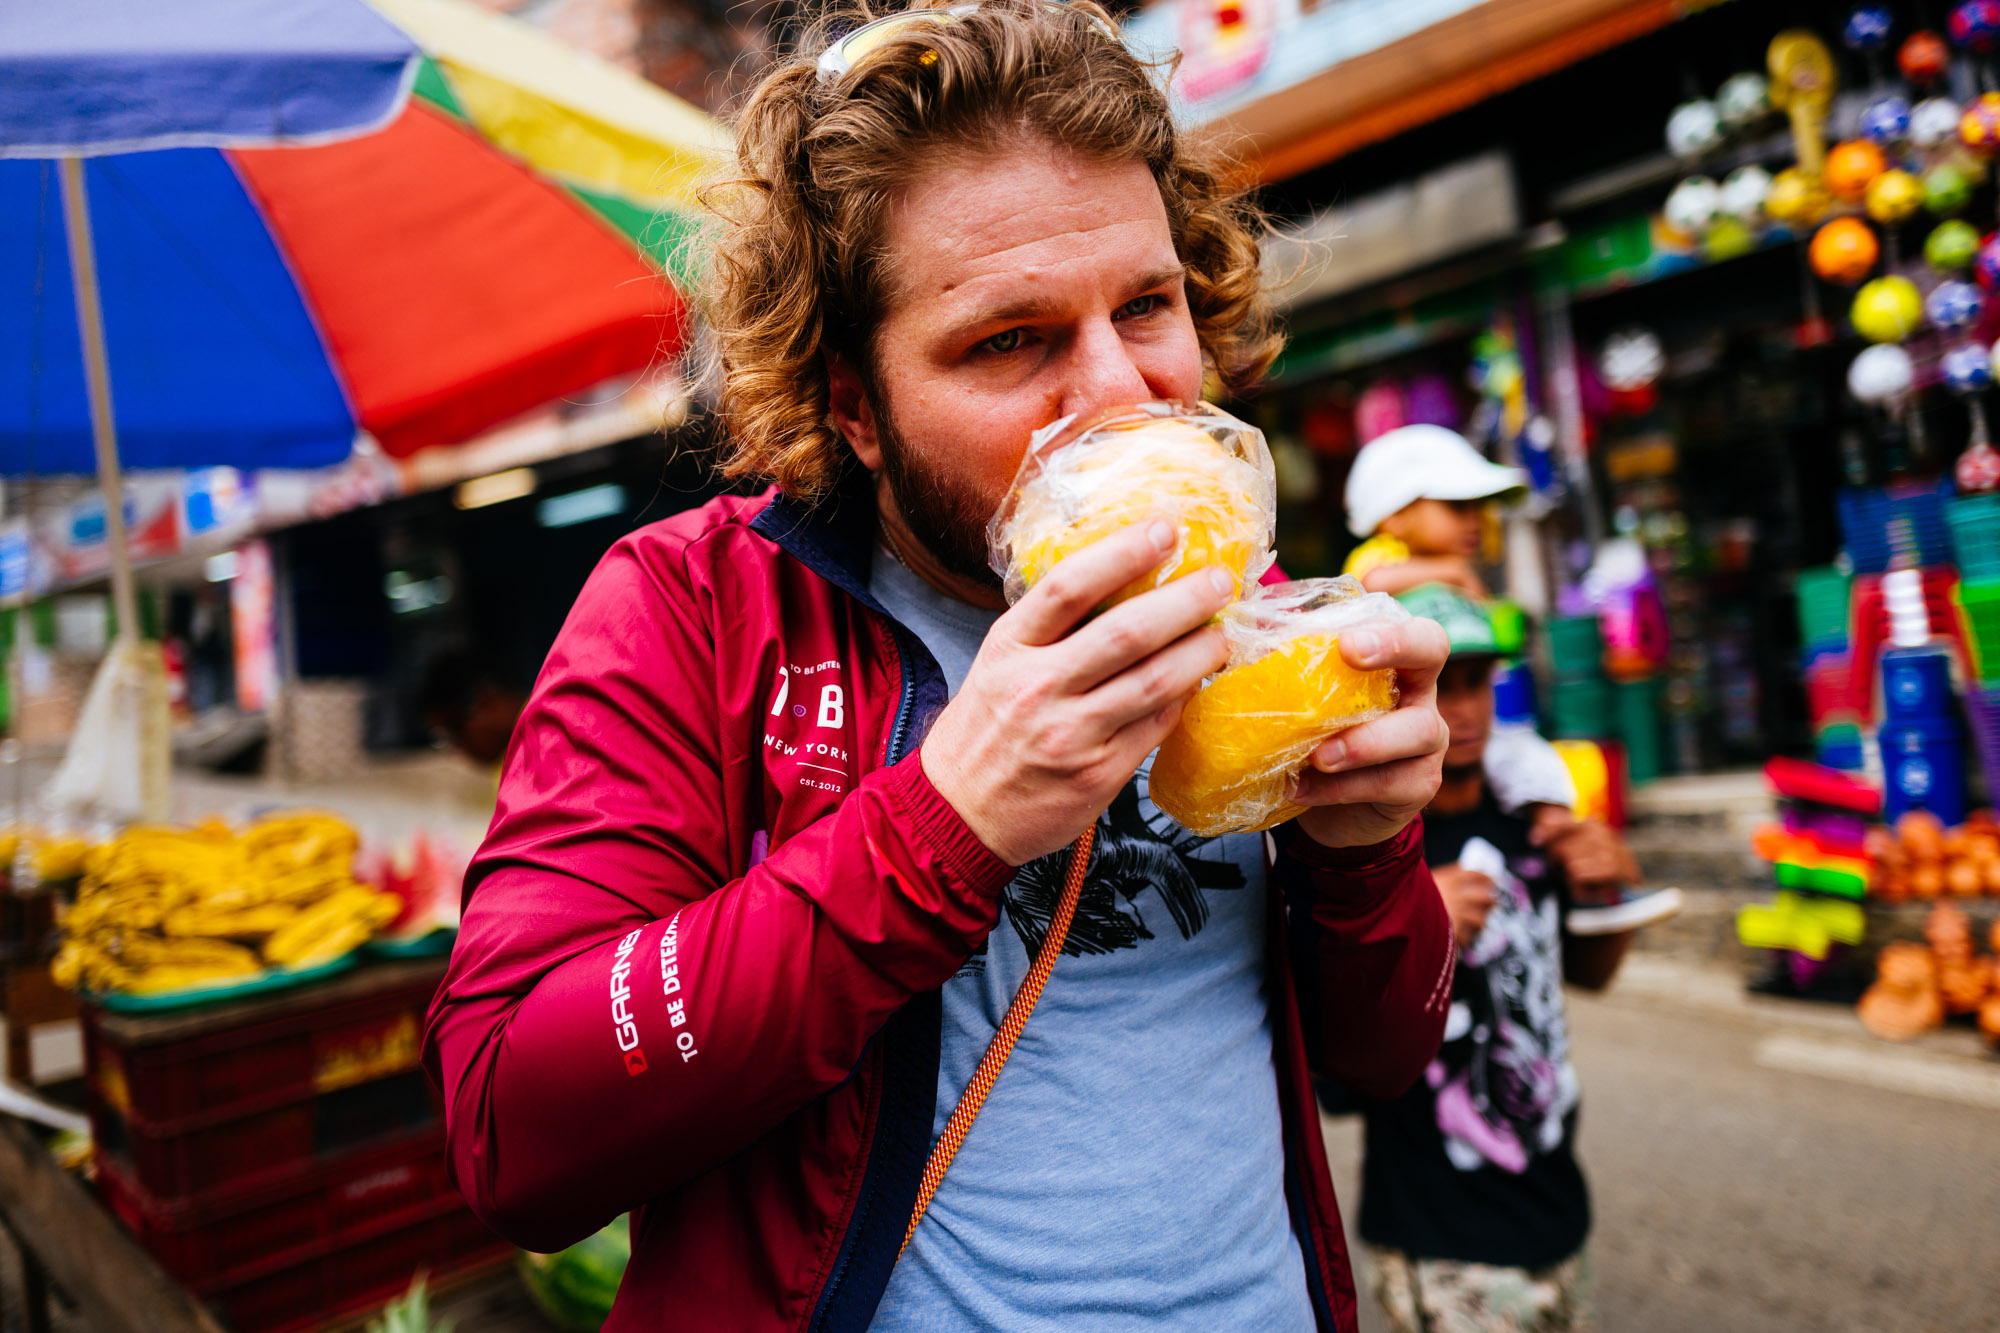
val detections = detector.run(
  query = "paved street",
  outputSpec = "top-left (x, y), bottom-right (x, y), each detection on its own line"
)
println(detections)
top-left (1323, 954), bottom-right (2000, 1333)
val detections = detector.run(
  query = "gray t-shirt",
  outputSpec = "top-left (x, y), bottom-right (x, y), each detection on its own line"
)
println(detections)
top-left (868, 550), bottom-right (1314, 1332)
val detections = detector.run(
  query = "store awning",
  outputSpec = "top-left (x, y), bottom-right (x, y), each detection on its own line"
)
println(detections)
top-left (1126, 0), bottom-right (1682, 182)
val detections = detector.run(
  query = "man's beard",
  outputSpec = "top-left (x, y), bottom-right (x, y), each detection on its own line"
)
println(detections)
top-left (876, 403), bottom-right (1006, 591)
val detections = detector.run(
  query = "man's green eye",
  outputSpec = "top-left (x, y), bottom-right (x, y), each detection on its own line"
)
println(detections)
top-left (984, 328), bottom-right (1023, 353)
top-left (1120, 296), bottom-right (1158, 318)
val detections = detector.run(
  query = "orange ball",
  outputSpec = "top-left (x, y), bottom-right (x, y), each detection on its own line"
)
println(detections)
top-left (1810, 217), bottom-right (1881, 283)
top-left (1823, 139), bottom-right (1889, 202)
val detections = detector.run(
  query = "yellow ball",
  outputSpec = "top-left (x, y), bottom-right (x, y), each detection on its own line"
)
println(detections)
top-left (1865, 169), bottom-right (1924, 224)
top-left (1851, 274), bottom-right (1925, 343)
top-left (1007, 417), bottom-right (1271, 610)
top-left (1764, 167), bottom-right (1831, 226)
top-left (1150, 633), bottom-right (1397, 837)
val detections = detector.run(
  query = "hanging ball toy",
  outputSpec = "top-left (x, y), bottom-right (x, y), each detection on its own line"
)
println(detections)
top-left (1811, 217), bottom-right (1882, 283)
top-left (1912, 96), bottom-right (1965, 148)
top-left (1928, 279), bottom-right (1986, 329)
top-left (1866, 169), bottom-right (1925, 224)
top-left (1716, 71), bottom-right (1770, 128)
top-left (1664, 176), bottom-right (1722, 236)
top-left (1823, 140), bottom-right (1889, 201)
top-left (1924, 161), bottom-right (1976, 216)
top-left (1705, 216), bottom-right (1756, 261)
top-left (1928, 218), bottom-right (1984, 271)
top-left (1765, 167), bottom-right (1832, 227)
top-left (1849, 344), bottom-right (1915, 403)
top-left (1719, 165), bottom-right (1772, 222)
top-left (1901, 29), bottom-right (1952, 81)
top-left (1666, 100), bottom-right (1724, 158)
top-left (1852, 275), bottom-right (1925, 341)
top-left (1976, 232), bottom-right (2000, 289)
top-left (1860, 94), bottom-right (1913, 144)
top-left (1962, 92), bottom-right (2000, 153)
top-left (1846, 4), bottom-right (1895, 49)
top-left (1944, 341), bottom-right (1995, 393)
top-left (1953, 0), bottom-right (2000, 50)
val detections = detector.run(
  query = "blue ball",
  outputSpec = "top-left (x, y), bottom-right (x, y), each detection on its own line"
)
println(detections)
top-left (1928, 279), bottom-right (1986, 329)
top-left (1943, 341), bottom-right (1994, 393)
top-left (1861, 94), bottom-right (1913, 144)
top-left (1847, 4), bottom-right (1895, 49)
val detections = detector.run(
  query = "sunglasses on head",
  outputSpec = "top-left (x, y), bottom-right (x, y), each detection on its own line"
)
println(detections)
top-left (816, 1), bottom-right (1120, 83)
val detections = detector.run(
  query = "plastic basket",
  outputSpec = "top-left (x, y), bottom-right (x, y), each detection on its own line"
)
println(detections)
top-left (1966, 687), bottom-right (2000, 805)
top-left (1795, 566), bottom-right (1852, 648)
top-left (95, 1131), bottom-right (460, 1291)
top-left (1614, 677), bottom-right (1662, 785)
top-left (93, 1068), bottom-right (440, 1202)
top-left (199, 1203), bottom-right (506, 1333)
top-left (1958, 578), bottom-right (2000, 682)
top-left (1545, 617), bottom-right (1603, 678)
top-left (1838, 478), bottom-right (1955, 575)
top-left (1804, 655), bottom-right (1856, 729)
top-left (1549, 676), bottom-right (1615, 739)
top-left (1946, 493), bottom-right (2000, 582)
top-left (82, 962), bottom-right (441, 1130)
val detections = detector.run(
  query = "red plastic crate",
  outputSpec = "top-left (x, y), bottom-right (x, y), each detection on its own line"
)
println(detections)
top-left (84, 976), bottom-right (436, 1132)
top-left (92, 1068), bottom-right (440, 1201)
top-left (203, 1207), bottom-right (509, 1333)
top-left (96, 1131), bottom-right (460, 1290)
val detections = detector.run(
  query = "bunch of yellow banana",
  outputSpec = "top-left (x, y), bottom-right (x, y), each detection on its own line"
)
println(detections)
top-left (52, 811), bottom-right (399, 997)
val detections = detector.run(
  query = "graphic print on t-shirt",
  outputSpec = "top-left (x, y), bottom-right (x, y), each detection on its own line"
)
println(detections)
top-left (1429, 835), bottom-right (1579, 1175)
top-left (968, 774), bottom-right (1249, 970)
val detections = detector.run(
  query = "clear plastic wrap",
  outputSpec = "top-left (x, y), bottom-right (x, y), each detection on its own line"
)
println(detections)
top-left (986, 402), bottom-right (1276, 609)
top-left (1150, 576), bottom-right (1412, 838)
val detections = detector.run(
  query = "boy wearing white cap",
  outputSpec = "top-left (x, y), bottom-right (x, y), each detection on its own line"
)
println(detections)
top-left (1344, 425), bottom-right (1573, 820)
top-left (1343, 424), bottom-right (1530, 598)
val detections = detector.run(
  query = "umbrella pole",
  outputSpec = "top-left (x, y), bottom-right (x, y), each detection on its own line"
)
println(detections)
top-left (56, 157), bottom-right (139, 645)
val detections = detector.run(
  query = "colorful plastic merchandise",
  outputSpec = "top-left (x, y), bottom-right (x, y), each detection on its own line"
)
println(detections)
top-left (1955, 579), bottom-right (2000, 684)
top-left (1749, 758), bottom-right (1882, 902)
top-left (1796, 565), bottom-right (1853, 659)
top-left (1736, 891), bottom-right (1867, 960)
top-left (1552, 738), bottom-right (1626, 828)
top-left (1966, 686), bottom-right (2000, 804)
top-left (1842, 568), bottom-right (1976, 722)
top-left (1945, 493), bottom-right (2000, 583)
top-left (1837, 478), bottom-right (1956, 574)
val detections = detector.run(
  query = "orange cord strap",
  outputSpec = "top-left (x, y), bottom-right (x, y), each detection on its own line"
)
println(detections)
top-left (901, 824), bottom-right (1096, 1256)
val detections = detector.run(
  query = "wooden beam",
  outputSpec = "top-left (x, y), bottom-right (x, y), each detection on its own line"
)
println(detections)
top-left (0, 1116), bottom-right (227, 1333)
top-left (1222, 0), bottom-right (1684, 182)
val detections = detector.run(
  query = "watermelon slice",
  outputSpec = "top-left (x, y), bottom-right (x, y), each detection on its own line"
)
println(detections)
top-left (518, 1215), bottom-right (630, 1332)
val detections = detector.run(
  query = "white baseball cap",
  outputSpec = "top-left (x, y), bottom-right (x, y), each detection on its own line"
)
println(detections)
top-left (1343, 424), bottom-right (1529, 538)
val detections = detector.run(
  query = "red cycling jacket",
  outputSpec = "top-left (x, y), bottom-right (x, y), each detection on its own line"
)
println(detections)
top-left (422, 476), bottom-right (1453, 1332)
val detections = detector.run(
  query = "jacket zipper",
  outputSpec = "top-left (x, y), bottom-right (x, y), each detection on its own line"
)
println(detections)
top-left (811, 617), bottom-right (918, 1330)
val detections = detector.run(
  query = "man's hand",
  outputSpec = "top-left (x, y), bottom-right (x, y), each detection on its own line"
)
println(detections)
top-left (1533, 813), bottom-right (1640, 905)
top-left (1289, 618), bottom-right (1451, 849)
top-left (1431, 863), bottom-right (1497, 949)
top-left (921, 522), bottom-right (1232, 866)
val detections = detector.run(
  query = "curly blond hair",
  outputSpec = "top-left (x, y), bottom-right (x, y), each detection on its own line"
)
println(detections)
top-left (693, 0), bottom-right (1281, 501)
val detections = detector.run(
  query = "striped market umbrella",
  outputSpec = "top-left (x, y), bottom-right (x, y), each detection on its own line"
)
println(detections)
top-left (1, 0), bottom-right (726, 478)
top-left (0, 0), bottom-right (723, 823)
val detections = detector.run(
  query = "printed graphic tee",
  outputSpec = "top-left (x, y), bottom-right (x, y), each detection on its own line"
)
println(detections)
top-left (866, 550), bottom-right (1315, 1332)
top-left (1357, 788), bottom-right (1590, 1269)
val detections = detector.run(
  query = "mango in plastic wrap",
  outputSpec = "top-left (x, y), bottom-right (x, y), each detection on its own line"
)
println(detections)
top-left (988, 403), bottom-right (1275, 609)
top-left (1151, 578), bottom-right (1410, 838)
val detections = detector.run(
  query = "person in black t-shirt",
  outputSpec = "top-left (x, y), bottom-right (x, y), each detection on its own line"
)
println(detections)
top-left (1359, 584), bottom-right (1640, 1333)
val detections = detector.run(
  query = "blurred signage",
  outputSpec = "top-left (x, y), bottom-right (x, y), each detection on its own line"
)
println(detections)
top-left (1263, 152), bottom-right (1519, 311)
top-left (1129, 0), bottom-right (1495, 119)
top-left (232, 538), bottom-right (277, 714)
